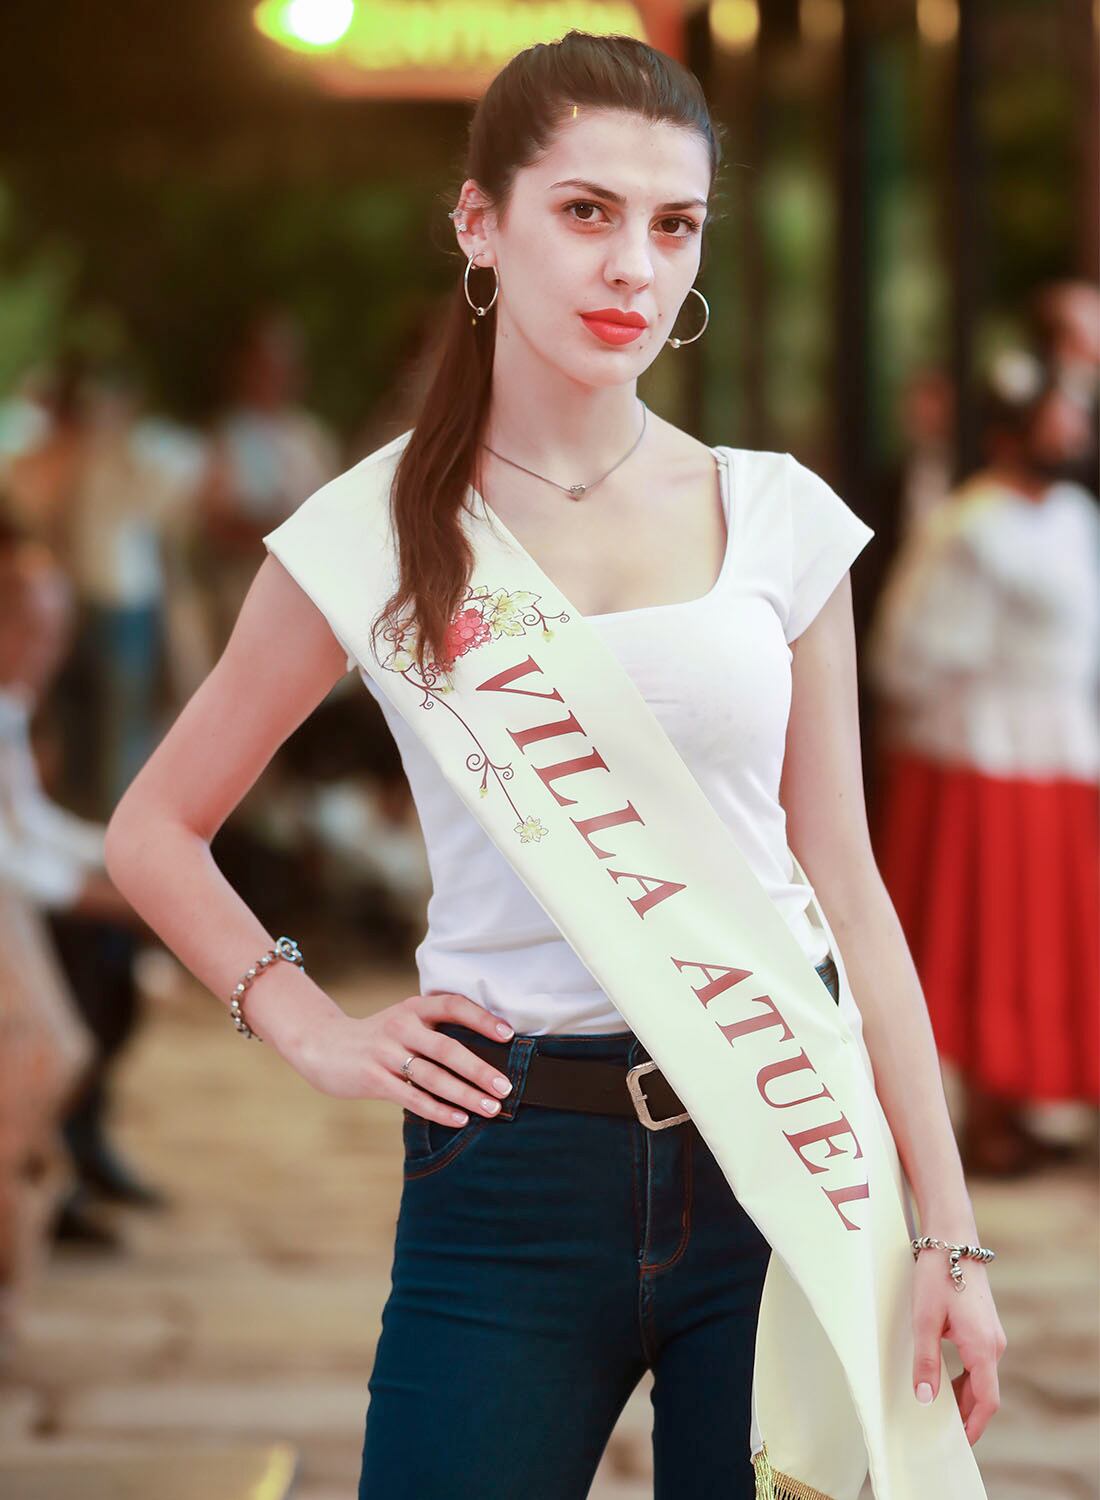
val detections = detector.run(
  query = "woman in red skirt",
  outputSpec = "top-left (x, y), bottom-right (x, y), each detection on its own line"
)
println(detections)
top-left (868, 348), bottom-right (1100, 1175)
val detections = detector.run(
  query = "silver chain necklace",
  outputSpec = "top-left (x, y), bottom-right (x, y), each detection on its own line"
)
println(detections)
top-left (481, 400), bottom-right (648, 501)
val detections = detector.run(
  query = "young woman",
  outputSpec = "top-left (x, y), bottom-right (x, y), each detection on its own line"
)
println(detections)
top-left (104, 32), bottom-right (1006, 1500)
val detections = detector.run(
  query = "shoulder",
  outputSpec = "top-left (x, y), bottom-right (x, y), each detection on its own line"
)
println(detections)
top-left (710, 445), bottom-right (789, 517)
top-left (711, 443), bottom-right (786, 476)
top-left (636, 415), bottom-right (787, 495)
top-left (260, 429), bottom-right (416, 674)
top-left (781, 451), bottom-right (853, 512)
top-left (715, 447), bottom-right (854, 512)
top-left (641, 413), bottom-right (725, 485)
top-left (775, 451), bottom-right (875, 552)
top-left (711, 447), bottom-right (876, 561)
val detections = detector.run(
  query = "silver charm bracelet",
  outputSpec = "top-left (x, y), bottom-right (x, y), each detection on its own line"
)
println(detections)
top-left (911, 1235), bottom-right (996, 1292)
top-left (229, 936), bottom-right (305, 1041)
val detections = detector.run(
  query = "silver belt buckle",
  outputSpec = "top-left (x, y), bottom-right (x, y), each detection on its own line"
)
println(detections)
top-left (625, 1060), bottom-right (690, 1131)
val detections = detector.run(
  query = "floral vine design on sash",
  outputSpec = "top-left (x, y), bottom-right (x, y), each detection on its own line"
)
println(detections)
top-left (379, 582), bottom-right (569, 845)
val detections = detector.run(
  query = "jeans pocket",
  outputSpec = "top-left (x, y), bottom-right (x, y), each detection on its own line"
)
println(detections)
top-left (817, 957), bottom-right (840, 1005)
top-left (402, 1107), bottom-right (492, 1180)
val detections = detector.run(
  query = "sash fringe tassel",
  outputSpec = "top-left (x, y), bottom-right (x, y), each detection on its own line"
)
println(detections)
top-left (752, 1443), bottom-right (837, 1500)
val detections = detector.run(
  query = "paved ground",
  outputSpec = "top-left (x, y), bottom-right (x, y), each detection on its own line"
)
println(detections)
top-left (1, 959), bottom-right (1097, 1499)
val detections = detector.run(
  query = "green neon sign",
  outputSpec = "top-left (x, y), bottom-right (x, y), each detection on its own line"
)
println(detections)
top-left (255, 0), bottom-right (648, 70)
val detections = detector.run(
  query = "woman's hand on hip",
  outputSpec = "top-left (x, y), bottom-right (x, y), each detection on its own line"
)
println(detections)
top-left (911, 1252), bottom-right (1008, 1444)
top-left (285, 991), bottom-right (516, 1124)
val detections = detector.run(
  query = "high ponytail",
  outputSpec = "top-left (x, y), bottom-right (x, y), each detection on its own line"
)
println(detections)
top-left (372, 30), bottom-right (723, 676)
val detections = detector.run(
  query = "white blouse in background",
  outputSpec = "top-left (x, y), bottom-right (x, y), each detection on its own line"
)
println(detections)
top-left (349, 447), bottom-right (875, 1036)
top-left (0, 687), bottom-right (106, 909)
top-left (867, 475), bottom-right (1100, 781)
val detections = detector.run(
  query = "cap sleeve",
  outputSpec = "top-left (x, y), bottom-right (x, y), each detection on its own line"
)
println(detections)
top-left (784, 453), bottom-right (875, 643)
top-left (263, 487), bottom-right (360, 676)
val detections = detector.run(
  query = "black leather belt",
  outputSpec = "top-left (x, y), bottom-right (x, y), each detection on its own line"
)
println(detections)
top-left (460, 1032), bottom-right (689, 1130)
top-left (457, 955), bottom-right (840, 1132)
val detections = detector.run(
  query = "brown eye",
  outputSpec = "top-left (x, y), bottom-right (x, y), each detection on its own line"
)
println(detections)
top-left (564, 201), bottom-right (605, 224)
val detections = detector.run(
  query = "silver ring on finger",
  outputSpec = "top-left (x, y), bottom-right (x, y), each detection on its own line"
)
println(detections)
top-left (400, 1054), bottom-right (418, 1083)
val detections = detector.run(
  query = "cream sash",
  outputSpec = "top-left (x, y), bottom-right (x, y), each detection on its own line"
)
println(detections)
top-left (264, 433), bottom-right (988, 1500)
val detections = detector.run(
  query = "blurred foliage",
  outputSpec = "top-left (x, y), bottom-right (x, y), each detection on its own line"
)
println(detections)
top-left (0, 0), bottom-right (1089, 458)
top-left (143, 175), bottom-right (447, 429)
top-left (760, 161), bottom-right (834, 447)
top-left (982, 70), bottom-right (1079, 304)
top-left (0, 155), bottom-right (464, 436)
top-left (866, 34), bottom-right (951, 466)
top-left (0, 181), bottom-right (85, 393)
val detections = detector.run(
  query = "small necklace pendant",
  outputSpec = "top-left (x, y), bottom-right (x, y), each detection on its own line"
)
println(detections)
top-left (481, 401), bottom-right (647, 502)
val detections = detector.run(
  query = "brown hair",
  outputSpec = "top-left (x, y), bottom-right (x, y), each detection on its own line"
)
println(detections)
top-left (372, 30), bottom-right (726, 676)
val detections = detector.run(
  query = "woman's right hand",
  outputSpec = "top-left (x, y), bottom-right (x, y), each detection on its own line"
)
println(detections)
top-left (282, 991), bottom-right (517, 1125)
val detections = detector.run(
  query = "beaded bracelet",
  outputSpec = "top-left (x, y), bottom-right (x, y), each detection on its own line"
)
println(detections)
top-left (229, 936), bottom-right (304, 1041)
top-left (911, 1235), bottom-right (996, 1292)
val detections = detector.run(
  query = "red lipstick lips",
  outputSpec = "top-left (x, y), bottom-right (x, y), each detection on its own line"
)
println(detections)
top-left (579, 308), bottom-right (648, 346)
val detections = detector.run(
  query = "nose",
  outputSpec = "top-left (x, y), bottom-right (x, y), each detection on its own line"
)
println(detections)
top-left (603, 219), bottom-right (654, 293)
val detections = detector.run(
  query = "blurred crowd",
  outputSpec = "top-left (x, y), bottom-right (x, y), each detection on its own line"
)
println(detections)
top-left (0, 282), bottom-right (1096, 1353)
top-left (0, 310), bottom-right (431, 1344)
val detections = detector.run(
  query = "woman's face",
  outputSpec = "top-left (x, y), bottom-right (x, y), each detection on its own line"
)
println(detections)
top-left (457, 108), bottom-right (712, 388)
top-left (1028, 386), bottom-right (1093, 465)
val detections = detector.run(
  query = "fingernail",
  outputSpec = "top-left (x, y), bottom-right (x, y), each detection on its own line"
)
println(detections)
top-left (916, 1382), bottom-right (933, 1405)
top-left (481, 1098), bottom-right (500, 1113)
top-left (495, 1022), bottom-right (514, 1039)
top-left (491, 1076), bottom-right (512, 1095)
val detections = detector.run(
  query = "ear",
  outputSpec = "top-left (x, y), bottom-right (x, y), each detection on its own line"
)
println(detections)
top-left (452, 178), bottom-right (496, 266)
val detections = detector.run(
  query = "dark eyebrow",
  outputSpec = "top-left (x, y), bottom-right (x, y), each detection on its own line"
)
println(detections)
top-left (548, 178), bottom-right (708, 213)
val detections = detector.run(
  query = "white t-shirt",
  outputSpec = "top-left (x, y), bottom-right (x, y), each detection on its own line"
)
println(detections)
top-left (336, 445), bottom-right (875, 1035)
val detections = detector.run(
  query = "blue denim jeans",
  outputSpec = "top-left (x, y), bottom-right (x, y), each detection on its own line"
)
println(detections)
top-left (359, 955), bottom-right (841, 1499)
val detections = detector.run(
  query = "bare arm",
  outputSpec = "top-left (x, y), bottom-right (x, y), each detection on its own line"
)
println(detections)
top-left (104, 555), bottom-right (518, 1123)
top-left (780, 573), bottom-right (1006, 1443)
top-left (104, 554), bottom-right (353, 1059)
top-left (780, 572), bottom-right (975, 1240)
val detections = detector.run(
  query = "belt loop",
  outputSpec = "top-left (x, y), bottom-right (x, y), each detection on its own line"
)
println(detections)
top-left (627, 1034), bottom-right (649, 1069)
top-left (495, 1036), bottom-right (535, 1120)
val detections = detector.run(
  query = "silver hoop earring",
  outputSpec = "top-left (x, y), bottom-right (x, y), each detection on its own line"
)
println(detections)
top-left (666, 286), bottom-right (709, 348)
top-left (464, 253), bottom-right (499, 317)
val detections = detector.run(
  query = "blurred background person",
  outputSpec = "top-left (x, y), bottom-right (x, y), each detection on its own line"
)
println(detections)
top-left (895, 365), bottom-right (957, 543)
top-left (0, 528), bottom-right (168, 1253)
top-left (188, 307), bottom-right (364, 932)
top-left (867, 342), bottom-right (1100, 1177)
top-left (867, 365), bottom-right (959, 760)
top-left (0, 357), bottom-right (88, 566)
top-left (1029, 279), bottom-right (1100, 498)
top-left (2, 357), bottom-right (195, 820)
top-left (0, 871), bottom-right (95, 1347)
top-left (0, 517), bottom-right (96, 1349)
top-left (197, 309), bottom-right (341, 653)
